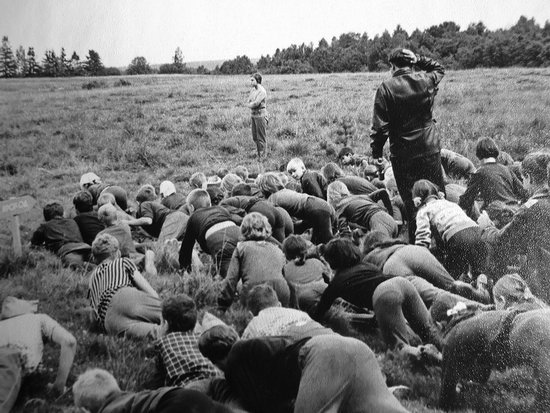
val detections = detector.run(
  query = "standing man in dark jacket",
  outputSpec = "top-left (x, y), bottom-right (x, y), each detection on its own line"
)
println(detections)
top-left (370, 48), bottom-right (445, 241)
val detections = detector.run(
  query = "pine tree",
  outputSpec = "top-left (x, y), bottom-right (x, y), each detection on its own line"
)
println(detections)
top-left (26, 47), bottom-right (40, 76)
top-left (69, 51), bottom-right (83, 76)
top-left (173, 47), bottom-right (184, 71)
top-left (15, 45), bottom-right (27, 77)
top-left (59, 47), bottom-right (70, 76)
top-left (0, 36), bottom-right (17, 78)
top-left (85, 50), bottom-right (104, 76)
top-left (42, 50), bottom-right (60, 76)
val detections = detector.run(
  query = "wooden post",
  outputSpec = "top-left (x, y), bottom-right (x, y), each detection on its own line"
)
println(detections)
top-left (0, 196), bottom-right (36, 257)
top-left (10, 215), bottom-right (22, 257)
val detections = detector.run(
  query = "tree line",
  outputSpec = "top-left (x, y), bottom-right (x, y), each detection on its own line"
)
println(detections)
top-left (1, 16), bottom-right (549, 78)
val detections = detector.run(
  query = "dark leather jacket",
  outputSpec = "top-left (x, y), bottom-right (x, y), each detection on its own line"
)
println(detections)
top-left (370, 56), bottom-right (445, 160)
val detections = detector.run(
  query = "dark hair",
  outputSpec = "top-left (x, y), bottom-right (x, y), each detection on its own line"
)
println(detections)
top-left (43, 202), bottom-right (64, 221)
top-left (338, 147), bottom-right (354, 160)
top-left (322, 238), bottom-right (361, 270)
top-left (282, 235), bottom-right (308, 265)
top-left (497, 150), bottom-right (514, 166)
top-left (246, 284), bottom-right (279, 316)
top-left (207, 187), bottom-right (224, 206)
top-left (522, 152), bottom-right (550, 185)
top-left (389, 48), bottom-right (414, 68)
top-left (251, 72), bottom-right (262, 84)
top-left (136, 185), bottom-right (156, 203)
top-left (162, 295), bottom-right (197, 333)
top-left (216, 168), bottom-right (230, 179)
top-left (411, 179), bottom-right (440, 204)
top-left (199, 325), bottom-right (239, 363)
top-left (475, 137), bottom-right (500, 160)
top-left (231, 183), bottom-right (252, 197)
top-left (322, 162), bottom-right (344, 182)
top-left (73, 191), bottom-right (94, 213)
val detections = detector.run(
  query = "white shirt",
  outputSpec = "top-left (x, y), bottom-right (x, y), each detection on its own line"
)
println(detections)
top-left (242, 307), bottom-right (312, 339)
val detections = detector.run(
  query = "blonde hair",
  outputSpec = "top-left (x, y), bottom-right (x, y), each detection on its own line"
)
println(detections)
top-left (92, 233), bottom-right (120, 262)
top-left (327, 181), bottom-right (350, 208)
top-left (257, 173), bottom-right (284, 197)
top-left (287, 158), bottom-right (305, 173)
top-left (493, 273), bottom-right (547, 309)
top-left (189, 172), bottom-right (207, 190)
top-left (97, 204), bottom-right (117, 226)
top-left (221, 173), bottom-right (243, 195)
top-left (186, 189), bottom-right (211, 210)
top-left (276, 172), bottom-right (289, 187)
top-left (233, 165), bottom-right (249, 181)
top-left (241, 212), bottom-right (272, 241)
top-left (97, 192), bottom-right (116, 208)
top-left (73, 368), bottom-right (121, 413)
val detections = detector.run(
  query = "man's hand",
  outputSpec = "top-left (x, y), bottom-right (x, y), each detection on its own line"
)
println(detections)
top-left (402, 49), bottom-right (417, 65)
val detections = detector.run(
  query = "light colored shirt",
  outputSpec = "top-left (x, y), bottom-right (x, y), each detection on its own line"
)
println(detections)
top-left (248, 84), bottom-right (267, 116)
top-left (0, 313), bottom-right (61, 372)
top-left (242, 307), bottom-right (312, 339)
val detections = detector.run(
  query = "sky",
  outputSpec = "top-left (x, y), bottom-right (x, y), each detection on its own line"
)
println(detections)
top-left (2, 0), bottom-right (550, 67)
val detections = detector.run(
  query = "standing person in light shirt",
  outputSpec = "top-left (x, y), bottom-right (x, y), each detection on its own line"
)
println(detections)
top-left (247, 72), bottom-right (268, 161)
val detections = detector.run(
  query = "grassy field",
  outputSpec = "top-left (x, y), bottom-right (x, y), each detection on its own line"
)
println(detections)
top-left (1, 69), bottom-right (550, 412)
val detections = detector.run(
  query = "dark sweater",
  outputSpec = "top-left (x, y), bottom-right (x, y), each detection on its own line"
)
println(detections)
top-left (300, 170), bottom-right (327, 199)
top-left (74, 211), bottom-right (105, 245)
top-left (137, 201), bottom-right (172, 238)
top-left (31, 217), bottom-right (85, 253)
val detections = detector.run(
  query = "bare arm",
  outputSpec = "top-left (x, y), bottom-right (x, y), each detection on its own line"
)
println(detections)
top-left (43, 315), bottom-right (77, 394)
top-left (123, 217), bottom-right (153, 227)
top-left (131, 270), bottom-right (159, 298)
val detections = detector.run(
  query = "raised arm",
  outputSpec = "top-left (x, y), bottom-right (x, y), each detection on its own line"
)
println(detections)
top-left (415, 55), bottom-right (445, 86)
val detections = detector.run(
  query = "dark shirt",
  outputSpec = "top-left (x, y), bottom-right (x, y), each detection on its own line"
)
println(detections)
top-left (337, 176), bottom-right (377, 195)
top-left (440, 149), bottom-right (476, 181)
top-left (74, 211), bottom-right (105, 245)
top-left (335, 195), bottom-right (386, 229)
top-left (300, 170), bottom-right (327, 199)
top-left (161, 193), bottom-right (187, 211)
top-left (459, 162), bottom-right (528, 211)
top-left (370, 56), bottom-right (445, 160)
top-left (137, 201), bottom-right (172, 238)
top-left (178, 206), bottom-right (236, 271)
top-left (226, 336), bottom-right (310, 413)
top-left (31, 217), bottom-right (84, 254)
top-left (98, 388), bottom-right (198, 413)
top-left (315, 263), bottom-right (391, 319)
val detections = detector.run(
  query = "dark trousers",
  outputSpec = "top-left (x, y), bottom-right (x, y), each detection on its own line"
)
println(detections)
top-left (392, 152), bottom-right (445, 242)
top-left (446, 226), bottom-right (488, 278)
top-left (304, 197), bottom-right (333, 245)
top-left (205, 226), bottom-right (240, 278)
top-left (251, 116), bottom-right (267, 157)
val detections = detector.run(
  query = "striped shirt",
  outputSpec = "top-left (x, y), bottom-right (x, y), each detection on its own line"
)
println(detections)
top-left (156, 331), bottom-right (221, 387)
top-left (88, 258), bottom-right (136, 326)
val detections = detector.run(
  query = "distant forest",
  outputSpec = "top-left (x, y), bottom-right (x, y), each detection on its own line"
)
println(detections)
top-left (1, 16), bottom-right (549, 78)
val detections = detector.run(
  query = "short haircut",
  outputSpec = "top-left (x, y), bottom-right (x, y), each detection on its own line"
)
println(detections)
top-left (282, 234), bottom-right (308, 262)
top-left (276, 172), bottom-right (289, 187)
top-left (338, 147), bottom-right (354, 160)
top-left (322, 238), bottom-right (362, 270)
top-left (493, 273), bottom-right (532, 305)
top-left (162, 295), bottom-right (197, 333)
top-left (187, 189), bottom-right (212, 210)
top-left (497, 150), bottom-right (514, 166)
top-left (92, 233), bottom-right (120, 262)
top-left (231, 183), bottom-right (252, 197)
top-left (97, 204), bottom-right (118, 226)
top-left (411, 179), bottom-right (440, 204)
top-left (207, 187), bottom-right (224, 206)
top-left (216, 168), bottom-right (230, 179)
top-left (251, 72), bottom-right (262, 84)
top-left (221, 173), bottom-right (243, 195)
top-left (73, 191), bottom-right (94, 213)
top-left (475, 137), bottom-right (500, 160)
top-left (97, 192), bottom-right (116, 208)
top-left (199, 325), bottom-right (239, 363)
top-left (327, 181), bottom-right (350, 208)
top-left (257, 173), bottom-right (284, 197)
top-left (522, 152), bottom-right (550, 185)
top-left (240, 212), bottom-right (271, 241)
top-left (322, 162), bottom-right (344, 182)
top-left (43, 202), bottom-right (64, 221)
top-left (233, 165), bottom-right (249, 181)
top-left (388, 48), bottom-right (414, 68)
top-left (286, 158), bottom-right (305, 173)
top-left (246, 284), bottom-right (279, 316)
top-left (136, 184), bottom-right (156, 203)
top-left (190, 172), bottom-right (207, 190)
top-left (73, 368), bottom-right (121, 413)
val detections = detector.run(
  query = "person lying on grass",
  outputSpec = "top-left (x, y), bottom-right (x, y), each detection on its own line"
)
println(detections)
top-left (73, 190), bottom-right (105, 245)
top-left (434, 274), bottom-right (550, 412)
top-left (0, 297), bottom-right (77, 413)
top-left (89, 233), bottom-right (161, 339)
top-left (79, 172), bottom-right (129, 212)
top-left (286, 157), bottom-right (327, 200)
top-left (73, 368), bottom-right (234, 413)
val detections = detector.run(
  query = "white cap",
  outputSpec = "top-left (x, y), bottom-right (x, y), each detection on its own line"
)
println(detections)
top-left (159, 180), bottom-right (176, 197)
top-left (80, 172), bottom-right (101, 189)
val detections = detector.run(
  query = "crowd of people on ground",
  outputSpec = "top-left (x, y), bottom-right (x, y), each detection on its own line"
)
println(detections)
top-left (2, 48), bottom-right (550, 412)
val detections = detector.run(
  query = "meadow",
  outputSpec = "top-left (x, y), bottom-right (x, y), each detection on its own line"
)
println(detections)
top-left (1, 68), bottom-right (550, 412)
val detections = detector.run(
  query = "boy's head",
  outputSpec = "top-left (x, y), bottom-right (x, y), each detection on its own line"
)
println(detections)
top-left (388, 48), bottom-right (415, 68)
top-left (207, 187), bottom-right (224, 206)
top-left (338, 147), bottom-right (354, 165)
top-left (257, 173), bottom-right (284, 197)
top-left (189, 172), bottom-right (207, 190)
top-left (322, 162), bottom-right (344, 183)
top-left (327, 180), bottom-right (350, 208)
top-left (282, 234), bottom-right (308, 261)
top-left (162, 294), bottom-right (197, 333)
top-left (159, 180), bottom-right (176, 198)
top-left (92, 233), bottom-right (120, 263)
top-left (221, 173), bottom-right (243, 196)
top-left (475, 137), bottom-right (500, 160)
top-left (521, 151), bottom-right (550, 187)
top-left (98, 204), bottom-right (118, 226)
top-left (198, 325), bottom-right (239, 367)
top-left (240, 212), bottom-right (271, 241)
top-left (286, 158), bottom-right (306, 180)
top-left (73, 191), bottom-right (94, 213)
top-left (233, 165), bottom-right (249, 181)
top-left (43, 202), bottom-right (64, 221)
top-left (246, 284), bottom-right (280, 316)
top-left (216, 168), bottom-right (230, 179)
top-left (79, 172), bottom-right (101, 190)
top-left (97, 192), bottom-right (116, 208)
top-left (322, 238), bottom-right (361, 271)
top-left (73, 369), bottom-right (121, 413)
top-left (231, 183), bottom-right (252, 197)
top-left (186, 189), bottom-right (212, 212)
top-left (136, 184), bottom-right (156, 203)
top-left (412, 179), bottom-right (440, 206)
top-left (250, 72), bottom-right (262, 85)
